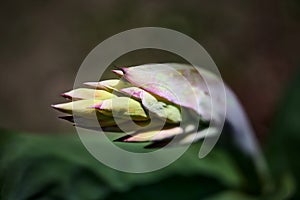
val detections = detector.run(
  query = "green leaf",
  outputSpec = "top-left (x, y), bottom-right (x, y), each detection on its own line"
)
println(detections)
top-left (0, 129), bottom-right (249, 200)
top-left (265, 69), bottom-right (300, 199)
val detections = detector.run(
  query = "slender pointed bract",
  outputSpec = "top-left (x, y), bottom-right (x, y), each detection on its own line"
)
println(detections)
top-left (112, 69), bottom-right (124, 77)
top-left (52, 99), bottom-right (103, 118)
top-left (62, 88), bottom-right (116, 100)
top-left (84, 79), bottom-right (133, 92)
top-left (116, 126), bottom-right (185, 143)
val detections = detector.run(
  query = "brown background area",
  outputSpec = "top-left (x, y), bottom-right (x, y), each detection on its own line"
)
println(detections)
top-left (0, 0), bottom-right (299, 141)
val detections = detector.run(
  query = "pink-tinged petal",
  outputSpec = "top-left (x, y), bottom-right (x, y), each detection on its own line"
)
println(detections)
top-left (115, 123), bottom-right (195, 143)
top-left (116, 126), bottom-right (182, 143)
top-left (145, 127), bottom-right (218, 148)
top-left (120, 87), bottom-right (144, 100)
top-left (122, 63), bottom-right (211, 117)
top-left (121, 87), bottom-right (181, 123)
top-left (174, 127), bottom-right (218, 145)
top-left (112, 69), bottom-right (124, 77)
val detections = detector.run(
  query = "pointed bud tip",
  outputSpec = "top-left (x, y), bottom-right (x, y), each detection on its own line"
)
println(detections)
top-left (84, 82), bottom-right (100, 87)
top-left (51, 103), bottom-right (70, 112)
top-left (52, 104), bottom-right (65, 113)
top-left (51, 103), bottom-right (66, 109)
top-left (61, 93), bottom-right (71, 99)
top-left (51, 104), bottom-right (59, 109)
top-left (112, 69), bottom-right (124, 76)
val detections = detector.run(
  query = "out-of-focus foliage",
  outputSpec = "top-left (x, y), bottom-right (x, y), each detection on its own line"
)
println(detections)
top-left (0, 129), bottom-right (259, 200)
top-left (265, 69), bottom-right (300, 199)
top-left (0, 0), bottom-right (298, 138)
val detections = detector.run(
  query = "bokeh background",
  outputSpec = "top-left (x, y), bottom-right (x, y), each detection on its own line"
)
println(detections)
top-left (1, 0), bottom-right (300, 199)
top-left (1, 0), bottom-right (299, 138)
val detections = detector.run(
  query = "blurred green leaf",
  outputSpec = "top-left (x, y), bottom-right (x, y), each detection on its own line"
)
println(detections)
top-left (265, 69), bottom-right (300, 199)
top-left (0, 128), bottom-right (258, 200)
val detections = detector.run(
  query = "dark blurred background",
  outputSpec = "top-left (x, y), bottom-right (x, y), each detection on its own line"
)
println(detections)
top-left (1, 0), bottom-right (299, 141)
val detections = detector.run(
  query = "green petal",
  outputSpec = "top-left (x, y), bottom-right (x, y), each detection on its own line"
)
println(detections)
top-left (52, 99), bottom-right (103, 119)
top-left (116, 120), bottom-right (212, 144)
top-left (60, 115), bottom-right (120, 128)
top-left (121, 87), bottom-right (181, 123)
top-left (105, 120), bottom-right (160, 133)
top-left (94, 97), bottom-right (148, 121)
top-left (84, 79), bottom-right (132, 92)
top-left (62, 88), bottom-right (116, 100)
top-left (116, 126), bottom-right (186, 143)
top-left (145, 127), bottom-right (218, 148)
